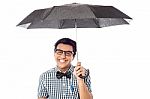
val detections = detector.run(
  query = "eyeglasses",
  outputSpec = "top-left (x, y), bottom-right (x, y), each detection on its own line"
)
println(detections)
top-left (55, 49), bottom-right (74, 56)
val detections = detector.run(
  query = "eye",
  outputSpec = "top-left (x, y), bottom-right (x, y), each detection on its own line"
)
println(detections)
top-left (55, 49), bottom-right (63, 55)
top-left (57, 51), bottom-right (63, 55)
top-left (65, 51), bottom-right (74, 56)
top-left (65, 52), bottom-right (72, 56)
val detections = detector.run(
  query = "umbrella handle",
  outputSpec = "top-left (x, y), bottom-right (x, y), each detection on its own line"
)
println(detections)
top-left (79, 69), bottom-right (89, 79)
top-left (76, 62), bottom-right (89, 79)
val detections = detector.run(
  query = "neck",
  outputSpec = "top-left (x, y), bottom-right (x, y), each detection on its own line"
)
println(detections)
top-left (57, 65), bottom-right (71, 73)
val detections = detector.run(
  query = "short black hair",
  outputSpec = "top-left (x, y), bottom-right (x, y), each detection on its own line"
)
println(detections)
top-left (54, 38), bottom-right (77, 57)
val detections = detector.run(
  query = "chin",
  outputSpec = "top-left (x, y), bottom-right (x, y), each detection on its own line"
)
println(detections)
top-left (57, 63), bottom-right (70, 69)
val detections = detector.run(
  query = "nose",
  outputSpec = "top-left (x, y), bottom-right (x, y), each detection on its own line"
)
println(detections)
top-left (60, 52), bottom-right (66, 58)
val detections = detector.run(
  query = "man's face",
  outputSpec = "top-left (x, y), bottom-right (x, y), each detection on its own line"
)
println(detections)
top-left (54, 43), bottom-right (74, 72)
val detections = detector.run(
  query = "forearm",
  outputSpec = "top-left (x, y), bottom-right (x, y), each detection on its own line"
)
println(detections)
top-left (38, 97), bottom-right (47, 99)
top-left (78, 80), bottom-right (93, 99)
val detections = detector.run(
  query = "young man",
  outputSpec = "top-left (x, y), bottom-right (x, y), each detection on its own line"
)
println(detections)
top-left (38, 38), bottom-right (93, 99)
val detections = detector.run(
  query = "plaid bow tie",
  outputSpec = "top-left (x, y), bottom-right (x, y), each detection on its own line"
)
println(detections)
top-left (56, 71), bottom-right (71, 79)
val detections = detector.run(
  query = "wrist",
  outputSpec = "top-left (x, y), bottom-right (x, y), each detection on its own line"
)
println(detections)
top-left (77, 78), bottom-right (84, 84)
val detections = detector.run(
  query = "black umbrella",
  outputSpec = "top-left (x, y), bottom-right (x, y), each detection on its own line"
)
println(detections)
top-left (17, 3), bottom-right (132, 61)
top-left (17, 3), bottom-right (132, 29)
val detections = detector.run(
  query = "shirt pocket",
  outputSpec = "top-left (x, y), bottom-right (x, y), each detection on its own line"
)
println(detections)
top-left (69, 84), bottom-right (79, 97)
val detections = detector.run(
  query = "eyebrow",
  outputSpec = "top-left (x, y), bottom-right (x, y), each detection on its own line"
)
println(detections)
top-left (55, 49), bottom-right (73, 52)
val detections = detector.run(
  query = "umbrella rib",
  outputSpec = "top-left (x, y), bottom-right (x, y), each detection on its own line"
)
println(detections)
top-left (42, 6), bottom-right (56, 20)
top-left (59, 20), bottom-right (65, 29)
top-left (92, 18), bottom-right (100, 28)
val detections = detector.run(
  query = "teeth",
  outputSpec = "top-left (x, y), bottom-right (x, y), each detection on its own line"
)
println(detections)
top-left (59, 59), bottom-right (65, 63)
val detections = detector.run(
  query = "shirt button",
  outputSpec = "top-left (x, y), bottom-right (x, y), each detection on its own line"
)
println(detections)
top-left (63, 93), bottom-right (66, 96)
top-left (63, 83), bottom-right (65, 86)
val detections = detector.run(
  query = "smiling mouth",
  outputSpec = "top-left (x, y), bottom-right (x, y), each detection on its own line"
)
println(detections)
top-left (59, 59), bottom-right (66, 63)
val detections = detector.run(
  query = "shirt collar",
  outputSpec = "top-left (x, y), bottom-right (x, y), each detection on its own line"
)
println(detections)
top-left (55, 65), bottom-right (74, 73)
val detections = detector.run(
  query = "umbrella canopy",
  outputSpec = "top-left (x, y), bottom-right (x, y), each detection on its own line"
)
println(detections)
top-left (17, 3), bottom-right (132, 29)
top-left (17, 3), bottom-right (132, 61)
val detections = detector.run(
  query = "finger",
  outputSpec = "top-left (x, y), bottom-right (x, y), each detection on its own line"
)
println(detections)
top-left (77, 62), bottom-right (81, 66)
top-left (75, 66), bottom-right (84, 73)
top-left (76, 69), bottom-right (85, 76)
top-left (77, 68), bottom-right (86, 76)
top-left (75, 65), bottom-right (82, 71)
top-left (76, 71), bottom-right (83, 77)
top-left (73, 69), bottom-right (82, 77)
top-left (76, 69), bottom-right (82, 74)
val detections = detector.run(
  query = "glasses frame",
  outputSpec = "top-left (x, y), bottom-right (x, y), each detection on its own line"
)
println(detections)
top-left (55, 49), bottom-right (74, 57)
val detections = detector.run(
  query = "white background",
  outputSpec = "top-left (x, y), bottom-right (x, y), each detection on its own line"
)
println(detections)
top-left (0, 0), bottom-right (150, 99)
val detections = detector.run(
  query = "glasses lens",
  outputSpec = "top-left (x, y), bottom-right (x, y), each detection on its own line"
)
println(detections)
top-left (55, 49), bottom-right (63, 55)
top-left (65, 51), bottom-right (73, 56)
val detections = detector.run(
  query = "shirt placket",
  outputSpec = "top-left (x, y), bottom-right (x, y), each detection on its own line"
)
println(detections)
top-left (61, 76), bottom-right (69, 98)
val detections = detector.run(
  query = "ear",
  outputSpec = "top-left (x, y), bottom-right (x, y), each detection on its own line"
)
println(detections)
top-left (71, 56), bottom-right (74, 61)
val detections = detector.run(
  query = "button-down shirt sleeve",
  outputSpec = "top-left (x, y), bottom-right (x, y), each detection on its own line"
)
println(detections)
top-left (84, 70), bottom-right (92, 93)
top-left (38, 74), bottom-right (48, 98)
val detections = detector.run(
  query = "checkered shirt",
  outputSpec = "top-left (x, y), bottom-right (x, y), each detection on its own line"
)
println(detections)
top-left (38, 65), bottom-right (92, 99)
